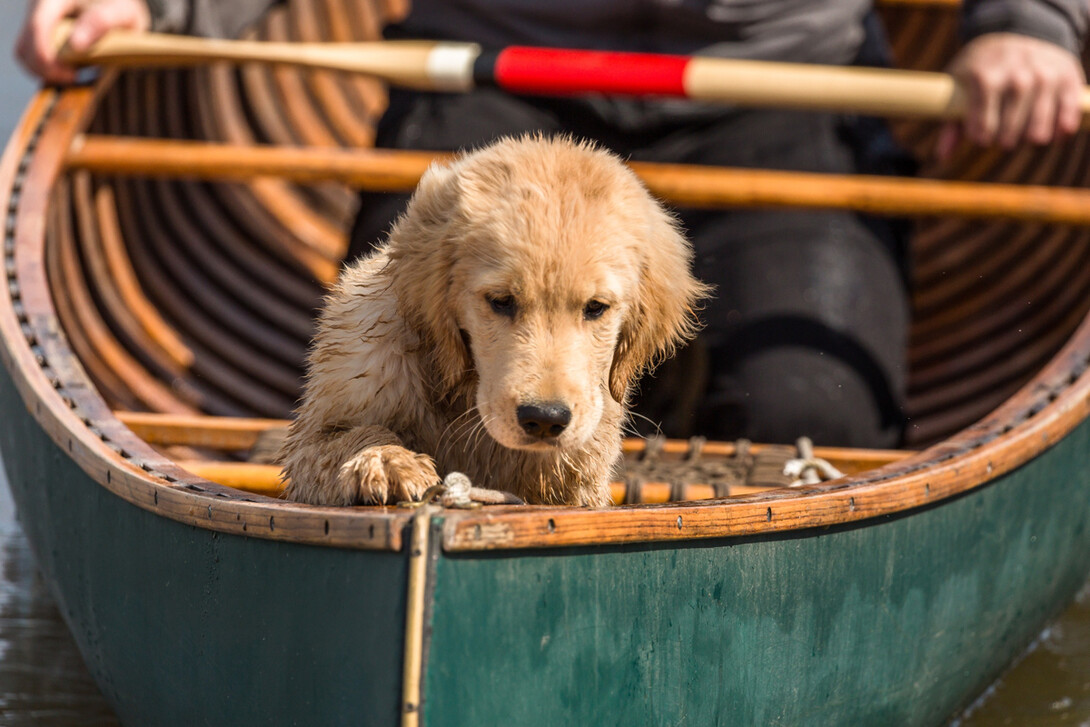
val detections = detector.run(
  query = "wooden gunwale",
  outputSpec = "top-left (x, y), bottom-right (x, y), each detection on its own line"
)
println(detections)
top-left (2, 76), bottom-right (1089, 554)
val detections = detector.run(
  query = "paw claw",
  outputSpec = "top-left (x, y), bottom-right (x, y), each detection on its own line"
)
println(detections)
top-left (338, 445), bottom-right (439, 505)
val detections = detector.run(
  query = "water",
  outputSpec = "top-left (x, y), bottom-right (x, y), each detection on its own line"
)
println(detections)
top-left (0, 471), bottom-right (120, 726)
top-left (1, 6), bottom-right (1090, 724)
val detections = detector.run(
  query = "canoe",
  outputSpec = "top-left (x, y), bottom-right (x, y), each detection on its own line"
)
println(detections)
top-left (3, 0), bottom-right (1090, 724)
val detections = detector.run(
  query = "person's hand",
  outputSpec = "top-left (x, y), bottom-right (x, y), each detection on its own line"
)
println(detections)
top-left (16, 0), bottom-right (150, 84)
top-left (936, 33), bottom-right (1085, 159)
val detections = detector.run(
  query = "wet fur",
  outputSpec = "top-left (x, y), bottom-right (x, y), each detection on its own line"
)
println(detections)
top-left (280, 136), bottom-right (709, 506)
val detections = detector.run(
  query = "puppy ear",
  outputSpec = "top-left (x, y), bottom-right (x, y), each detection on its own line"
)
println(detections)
top-left (387, 161), bottom-right (474, 399)
top-left (610, 203), bottom-right (712, 403)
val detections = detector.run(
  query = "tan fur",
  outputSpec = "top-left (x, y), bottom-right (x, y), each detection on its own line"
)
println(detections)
top-left (280, 135), bottom-right (710, 507)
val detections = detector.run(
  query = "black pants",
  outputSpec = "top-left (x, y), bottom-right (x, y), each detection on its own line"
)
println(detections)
top-left (348, 91), bottom-right (910, 448)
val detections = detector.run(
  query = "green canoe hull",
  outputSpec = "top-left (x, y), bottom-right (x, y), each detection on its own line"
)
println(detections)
top-left (5, 362), bottom-right (1089, 726)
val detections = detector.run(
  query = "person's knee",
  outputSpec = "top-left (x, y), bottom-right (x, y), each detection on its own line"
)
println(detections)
top-left (703, 342), bottom-right (905, 449)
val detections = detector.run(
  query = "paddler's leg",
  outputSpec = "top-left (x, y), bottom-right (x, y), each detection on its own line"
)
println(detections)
top-left (631, 109), bottom-right (910, 449)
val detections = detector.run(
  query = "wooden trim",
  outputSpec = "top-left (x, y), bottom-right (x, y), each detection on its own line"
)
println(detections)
top-left (66, 136), bottom-right (1090, 226)
top-left (400, 508), bottom-right (433, 727)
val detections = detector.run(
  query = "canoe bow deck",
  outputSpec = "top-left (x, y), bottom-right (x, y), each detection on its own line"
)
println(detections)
top-left (3, 2), bottom-right (1090, 724)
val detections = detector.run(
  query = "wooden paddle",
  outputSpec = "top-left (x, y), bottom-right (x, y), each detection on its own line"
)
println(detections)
top-left (56, 25), bottom-right (1090, 122)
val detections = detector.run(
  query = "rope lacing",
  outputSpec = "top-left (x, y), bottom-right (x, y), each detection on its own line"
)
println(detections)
top-left (783, 436), bottom-right (846, 487)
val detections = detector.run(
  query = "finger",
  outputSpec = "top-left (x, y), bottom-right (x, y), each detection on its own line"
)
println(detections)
top-left (1053, 75), bottom-right (1083, 139)
top-left (995, 69), bottom-right (1035, 148)
top-left (23, 0), bottom-right (80, 82)
top-left (934, 122), bottom-right (961, 162)
top-left (965, 67), bottom-right (1003, 146)
top-left (1024, 80), bottom-right (1059, 145)
top-left (68, 1), bottom-right (149, 51)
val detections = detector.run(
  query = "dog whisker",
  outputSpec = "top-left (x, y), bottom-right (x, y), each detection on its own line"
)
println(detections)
top-left (438, 408), bottom-right (479, 450)
top-left (625, 410), bottom-right (664, 439)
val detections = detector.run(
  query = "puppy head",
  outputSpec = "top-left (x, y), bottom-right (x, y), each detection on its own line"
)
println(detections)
top-left (389, 135), bottom-right (709, 452)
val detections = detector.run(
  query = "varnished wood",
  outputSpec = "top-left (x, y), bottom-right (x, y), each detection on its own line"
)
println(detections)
top-left (116, 411), bottom-right (290, 450)
top-left (66, 136), bottom-right (1090, 227)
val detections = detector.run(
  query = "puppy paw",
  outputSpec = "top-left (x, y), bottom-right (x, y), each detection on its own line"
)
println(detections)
top-left (337, 445), bottom-right (440, 505)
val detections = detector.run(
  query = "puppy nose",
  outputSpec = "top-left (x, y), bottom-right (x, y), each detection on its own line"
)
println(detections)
top-left (517, 403), bottom-right (572, 439)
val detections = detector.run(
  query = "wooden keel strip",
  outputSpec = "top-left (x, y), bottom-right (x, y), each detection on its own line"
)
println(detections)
top-left (66, 136), bottom-right (1090, 227)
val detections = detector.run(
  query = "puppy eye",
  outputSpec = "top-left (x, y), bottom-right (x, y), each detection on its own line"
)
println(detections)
top-left (583, 300), bottom-right (609, 320)
top-left (487, 294), bottom-right (517, 318)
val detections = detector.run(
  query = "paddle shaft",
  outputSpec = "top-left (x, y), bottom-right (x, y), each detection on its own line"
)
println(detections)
top-left (67, 134), bottom-right (1090, 227)
top-left (59, 29), bottom-right (1090, 121)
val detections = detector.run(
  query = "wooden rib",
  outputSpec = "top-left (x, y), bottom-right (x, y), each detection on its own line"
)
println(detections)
top-left (911, 237), bottom-right (1090, 382)
top-left (65, 136), bottom-right (1090, 227)
top-left (144, 70), bottom-right (325, 326)
top-left (48, 176), bottom-right (195, 413)
top-left (91, 78), bottom-right (276, 415)
top-left (113, 178), bottom-right (302, 413)
top-left (89, 176), bottom-right (194, 369)
top-left (148, 178), bottom-right (316, 340)
top-left (264, 11), bottom-right (340, 149)
top-left (195, 67), bottom-right (345, 278)
top-left (321, 0), bottom-right (390, 123)
top-left (45, 180), bottom-right (143, 411)
top-left (282, 5), bottom-right (375, 148)
top-left (122, 178), bottom-right (304, 387)
top-left (243, 9), bottom-right (364, 224)
top-left (70, 172), bottom-right (195, 391)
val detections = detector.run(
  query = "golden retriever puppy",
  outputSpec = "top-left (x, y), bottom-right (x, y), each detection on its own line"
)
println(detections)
top-left (280, 135), bottom-right (709, 507)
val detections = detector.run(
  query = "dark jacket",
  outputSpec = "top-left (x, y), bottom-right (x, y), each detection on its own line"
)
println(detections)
top-left (146, 0), bottom-right (1088, 62)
